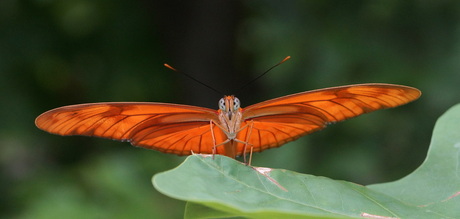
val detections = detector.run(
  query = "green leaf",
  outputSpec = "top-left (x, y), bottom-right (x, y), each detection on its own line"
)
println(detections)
top-left (369, 104), bottom-right (460, 216)
top-left (153, 104), bottom-right (460, 219)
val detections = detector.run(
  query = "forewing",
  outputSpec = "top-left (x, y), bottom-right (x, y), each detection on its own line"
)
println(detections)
top-left (35, 102), bottom-right (223, 155)
top-left (239, 84), bottom-right (421, 153)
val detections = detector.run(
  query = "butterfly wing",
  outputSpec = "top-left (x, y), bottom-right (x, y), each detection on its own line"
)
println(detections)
top-left (236, 83), bottom-right (421, 154)
top-left (35, 102), bottom-right (228, 155)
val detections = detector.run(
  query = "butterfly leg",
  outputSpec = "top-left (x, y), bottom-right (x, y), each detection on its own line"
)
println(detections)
top-left (243, 120), bottom-right (254, 165)
top-left (210, 120), bottom-right (235, 157)
top-left (209, 120), bottom-right (217, 159)
top-left (211, 120), bottom-right (254, 159)
top-left (214, 121), bottom-right (254, 164)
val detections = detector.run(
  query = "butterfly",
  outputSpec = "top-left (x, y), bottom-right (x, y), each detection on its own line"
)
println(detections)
top-left (35, 83), bottom-right (420, 163)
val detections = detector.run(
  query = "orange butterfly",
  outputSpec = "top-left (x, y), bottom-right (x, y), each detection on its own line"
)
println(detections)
top-left (36, 83), bottom-right (420, 163)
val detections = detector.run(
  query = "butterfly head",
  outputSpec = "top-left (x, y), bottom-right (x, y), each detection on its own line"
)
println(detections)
top-left (219, 95), bottom-right (241, 119)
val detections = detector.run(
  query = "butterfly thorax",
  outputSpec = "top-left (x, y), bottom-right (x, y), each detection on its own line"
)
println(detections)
top-left (217, 96), bottom-right (243, 140)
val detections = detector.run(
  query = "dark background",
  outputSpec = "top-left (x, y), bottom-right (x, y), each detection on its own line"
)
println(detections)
top-left (2, 0), bottom-right (459, 218)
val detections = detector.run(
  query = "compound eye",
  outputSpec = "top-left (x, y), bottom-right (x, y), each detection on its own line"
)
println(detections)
top-left (219, 98), bottom-right (226, 110)
top-left (233, 97), bottom-right (240, 110)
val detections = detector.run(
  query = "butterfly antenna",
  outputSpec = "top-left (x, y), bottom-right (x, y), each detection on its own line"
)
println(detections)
top-left (237, 56), bottom-right (291, 93)
top-left (164, 63), bottom-right (223, 95)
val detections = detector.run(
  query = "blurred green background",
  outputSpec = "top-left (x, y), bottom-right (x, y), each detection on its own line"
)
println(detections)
top-left (1, 0), bottom-right (459, 218)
